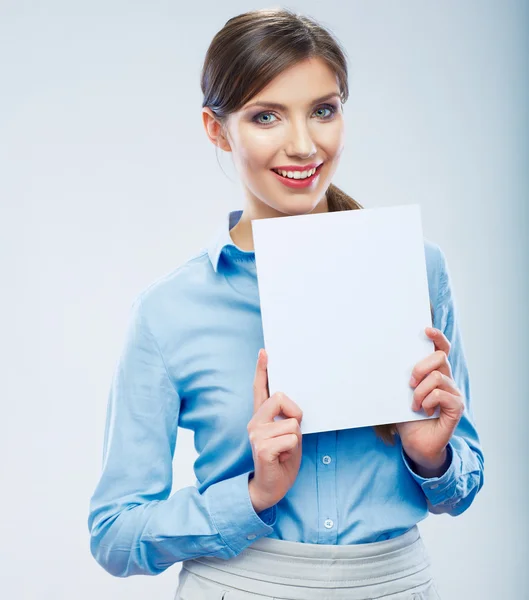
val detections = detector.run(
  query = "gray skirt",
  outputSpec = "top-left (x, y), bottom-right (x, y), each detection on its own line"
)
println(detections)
top-left (175, 525), bottom-right (442, 599)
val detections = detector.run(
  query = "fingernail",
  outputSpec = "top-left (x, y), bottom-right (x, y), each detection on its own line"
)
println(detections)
top-left (257, 349), bottom-right (262, 361)
top-left (429, 328), bottom-right (436, 335)
top-left (409, 376), bottom-right (417, 387)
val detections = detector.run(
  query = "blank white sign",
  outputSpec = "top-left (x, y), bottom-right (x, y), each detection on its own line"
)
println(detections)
top-left (251, 203), bottom-right (438, 435)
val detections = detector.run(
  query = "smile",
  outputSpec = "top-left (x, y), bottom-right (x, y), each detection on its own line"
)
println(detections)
top-left (270, 163), bottom-right (324, 189)
top-left (271, 165), bottom-right (319, 179)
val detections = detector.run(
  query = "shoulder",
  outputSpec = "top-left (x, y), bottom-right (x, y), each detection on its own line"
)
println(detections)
top-left (130, 248), bottom-right (213, 327)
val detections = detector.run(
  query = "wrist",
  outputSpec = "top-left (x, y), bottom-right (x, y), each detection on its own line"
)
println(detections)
top-left (248, 477), bottom-right (271, 513)
top-left (406, 446), bottom-right (450, 479)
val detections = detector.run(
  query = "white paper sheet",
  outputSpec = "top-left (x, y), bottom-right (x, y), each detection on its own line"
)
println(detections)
top-left (251, 203), bottom-right (438, 435)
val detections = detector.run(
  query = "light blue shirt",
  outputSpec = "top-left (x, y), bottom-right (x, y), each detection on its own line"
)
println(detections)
top-left (88, 209), bottom-right (484, 577)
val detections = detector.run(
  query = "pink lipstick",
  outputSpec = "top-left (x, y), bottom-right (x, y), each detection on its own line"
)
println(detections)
top-left (271, 163), bottom-right (324, 189)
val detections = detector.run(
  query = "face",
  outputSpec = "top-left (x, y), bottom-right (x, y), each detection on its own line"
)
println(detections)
top-left (202, 57), bottom-right (346, 219)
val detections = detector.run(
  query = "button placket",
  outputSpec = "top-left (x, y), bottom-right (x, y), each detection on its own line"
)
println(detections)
top-left (316, 431), bottom-right (338, 543)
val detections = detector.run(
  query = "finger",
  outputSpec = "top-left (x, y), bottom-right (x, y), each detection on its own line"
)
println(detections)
top-left (254, 433), bottom-right (300, 462)
top-left (253, 349), bottom-right (270, 414)
top-left (410, 349), bottom-right (452, 388)
top-left (412, 370), bottom-right (461, 411)
top-left (255, 391), bottom-right (303, 425)
top-left (425, 327), bottom-right (451, 356)
top-left (259, 417), bottom-right (301, 441)
top-left (421, 389), bottom-right (465, 421)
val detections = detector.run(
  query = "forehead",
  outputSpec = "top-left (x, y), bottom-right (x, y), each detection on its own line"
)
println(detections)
top-left (243, 57), bottom-right (340, 109)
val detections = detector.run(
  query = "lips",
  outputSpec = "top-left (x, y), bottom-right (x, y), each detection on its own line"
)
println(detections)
top-left (271, 163), bottom-right (323, 178)
top-left (270, 162), bottom-right (324, 188)
top-left (271, 162), bottom-right (323, 172)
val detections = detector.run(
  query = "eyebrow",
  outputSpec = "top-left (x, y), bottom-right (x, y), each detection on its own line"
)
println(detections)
top-left (244, 92), bottom-right (341, 111)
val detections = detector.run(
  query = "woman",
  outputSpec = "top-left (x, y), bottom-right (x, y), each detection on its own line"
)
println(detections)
top-left (87, 8), bottom-right (484, 599)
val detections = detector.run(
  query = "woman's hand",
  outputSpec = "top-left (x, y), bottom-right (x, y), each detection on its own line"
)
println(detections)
top-left (396, 327), bottom-right (465, 471)
top-left (247, 349), bottom-right (303, 513)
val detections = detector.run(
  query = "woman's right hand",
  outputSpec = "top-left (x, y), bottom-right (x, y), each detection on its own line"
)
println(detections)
top-left (247, 349), bottom-right (303, 513)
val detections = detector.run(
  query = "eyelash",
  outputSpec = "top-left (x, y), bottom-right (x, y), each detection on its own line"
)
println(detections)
top-left (251, 103), bottom-right (339, 126)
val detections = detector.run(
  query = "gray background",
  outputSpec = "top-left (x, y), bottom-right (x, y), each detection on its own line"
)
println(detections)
top-left (1, 1), bottom-right (527, 598)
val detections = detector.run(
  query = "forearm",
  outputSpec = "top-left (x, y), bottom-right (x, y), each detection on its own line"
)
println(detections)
top-left (401, 438), bottom-right (484, 516)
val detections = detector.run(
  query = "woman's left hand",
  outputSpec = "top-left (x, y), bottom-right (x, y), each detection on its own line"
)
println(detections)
top-left (395, 327), bottom-right (465, 471)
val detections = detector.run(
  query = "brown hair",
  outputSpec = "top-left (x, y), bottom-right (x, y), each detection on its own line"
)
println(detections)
top-left (201, 8), bottom-right (434, 446)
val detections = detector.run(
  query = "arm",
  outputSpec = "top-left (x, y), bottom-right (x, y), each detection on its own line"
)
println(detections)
top-left (401, 246), bottom-right (485, 515)
top-left (87, 296), bottom-right (276, 577)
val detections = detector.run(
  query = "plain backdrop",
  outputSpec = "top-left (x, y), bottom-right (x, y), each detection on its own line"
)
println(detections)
top-left (1, 1), bottom-right (528, 599)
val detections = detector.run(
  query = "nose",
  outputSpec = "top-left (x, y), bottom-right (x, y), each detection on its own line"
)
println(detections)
top-left (284, 119), bottom-right (317, 159)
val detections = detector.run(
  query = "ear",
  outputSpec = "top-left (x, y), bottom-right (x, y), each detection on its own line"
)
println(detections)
top-left (202, 107), bottom-right (232, 152)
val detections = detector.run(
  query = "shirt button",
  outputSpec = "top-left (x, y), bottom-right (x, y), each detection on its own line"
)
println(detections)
top-left (246, 534), bottom-right (257, 540)
top-left (322, 455), bottom-right (332, 464)
top-left (430, 483), bottom-right (439, 489)
top-left (324, 519), bottom-right (334, 529)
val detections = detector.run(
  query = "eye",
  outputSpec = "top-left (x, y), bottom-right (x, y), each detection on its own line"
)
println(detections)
top-left (314, 104), bottom-right (337, 119)
top-left (252, 103), bottom-right (338, 126)
top-left (254, 113), bottom-right (277, 125)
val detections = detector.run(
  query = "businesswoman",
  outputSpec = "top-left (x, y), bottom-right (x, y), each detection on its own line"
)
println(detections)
top-left (88, 8), bottom-right (484, 599)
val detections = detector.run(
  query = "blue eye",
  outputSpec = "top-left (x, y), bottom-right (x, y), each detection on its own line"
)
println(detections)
top-left (252, 103), bottom-right (338, 126)
top-left (255, 113), bottom-right (277, 125)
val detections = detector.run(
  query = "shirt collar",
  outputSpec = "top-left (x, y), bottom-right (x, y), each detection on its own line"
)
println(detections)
top-left (207, 209), bottom-right (256, 273)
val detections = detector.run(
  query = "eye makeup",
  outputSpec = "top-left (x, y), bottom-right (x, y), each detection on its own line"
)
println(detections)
top-left (251, 103), bottom-right (340, 126)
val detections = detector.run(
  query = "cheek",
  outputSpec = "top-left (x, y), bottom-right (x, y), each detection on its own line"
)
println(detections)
top-left (238, 132), bottom-right (278, 170)
top-left (333, 140), bottom-right (345, 162)
top-left (318, 122), bottom-right (345, 157)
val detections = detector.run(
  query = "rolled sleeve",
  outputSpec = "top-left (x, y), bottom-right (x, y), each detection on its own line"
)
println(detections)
top-left (204, 471), bottom-right (277, 557)
top-left (402, 443), bottom-right (462, 506)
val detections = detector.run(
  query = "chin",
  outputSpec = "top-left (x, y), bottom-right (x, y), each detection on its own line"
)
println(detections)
top-left (267, 204), bottom-right (318, 219)
top-left (275, 193), bottom-right (327, 215)
top-left (250, 178), bottom-right (328, 216)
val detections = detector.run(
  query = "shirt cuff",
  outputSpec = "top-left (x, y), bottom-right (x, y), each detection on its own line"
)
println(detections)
top-left (204, 471), bottom-right (277, 557)
top-left (401, 442), bottom-right (461, 505)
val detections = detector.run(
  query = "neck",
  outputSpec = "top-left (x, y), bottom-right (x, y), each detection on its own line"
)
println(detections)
top-left (230, 195), bottom-right (329, 252)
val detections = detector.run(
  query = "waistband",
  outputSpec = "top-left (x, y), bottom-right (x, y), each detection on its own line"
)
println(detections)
top-left (182, 525), bottom-right (432, 595)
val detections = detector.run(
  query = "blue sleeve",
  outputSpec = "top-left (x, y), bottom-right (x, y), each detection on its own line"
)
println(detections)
top-left (401, 246), bottom-right (485, 515)
top-left (87, 296), bottom-right (276, 577)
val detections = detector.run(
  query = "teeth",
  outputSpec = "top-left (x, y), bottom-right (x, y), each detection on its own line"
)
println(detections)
top-left (273, 166), bottom-right (318, 179)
